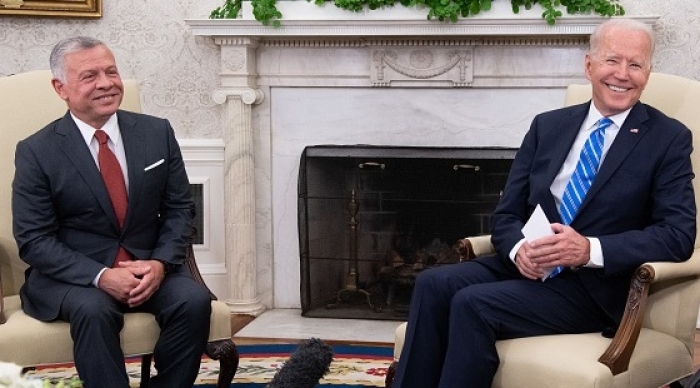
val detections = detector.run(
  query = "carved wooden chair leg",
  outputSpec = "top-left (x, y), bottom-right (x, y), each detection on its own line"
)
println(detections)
top-left (139, 354), bottom-right (152, 388)
top-left (385, 360), bottom-right (397, 388)
top-left (206, 338), bottom-right (240, 388)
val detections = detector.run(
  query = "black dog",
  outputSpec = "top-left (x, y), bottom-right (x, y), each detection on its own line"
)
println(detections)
top-left (267, 338), bottom-right (334, 388)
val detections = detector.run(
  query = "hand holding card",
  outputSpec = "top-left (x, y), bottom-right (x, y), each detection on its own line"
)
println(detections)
top-left (521, 204), bottom-right (555, 280)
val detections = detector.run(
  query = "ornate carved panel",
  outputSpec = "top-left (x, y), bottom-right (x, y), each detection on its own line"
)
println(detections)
top-left (370, 46), bottom-right (473, 87)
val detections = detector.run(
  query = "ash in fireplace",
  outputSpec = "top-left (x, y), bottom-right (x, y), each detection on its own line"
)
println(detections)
top-left (379, 238), bottom-right (463, 308)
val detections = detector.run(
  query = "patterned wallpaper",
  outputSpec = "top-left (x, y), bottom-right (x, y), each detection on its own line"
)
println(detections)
top-left (0, 0), bottom-right (223, 138)
top-left (0, 0), bottom-right (698, 139)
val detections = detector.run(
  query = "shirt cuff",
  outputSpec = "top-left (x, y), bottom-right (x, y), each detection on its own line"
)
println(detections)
top-left (509, 238), bottom-right (526, 264)
top-left (586, 237), bottom-right (604, 267)
top-left (93, 267), bottom-right (108, 287)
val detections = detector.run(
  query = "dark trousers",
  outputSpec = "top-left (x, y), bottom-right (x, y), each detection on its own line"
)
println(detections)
top-left (392, 256), bottom-right (613, 388)
top-left (59, 273), bottom-right (212, 388)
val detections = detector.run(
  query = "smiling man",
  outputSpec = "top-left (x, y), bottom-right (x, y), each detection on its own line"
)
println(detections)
top-left (392, 19), bottom-right (696, 388)
top-left (585, 20), bottom-right (655, 117)
top-left (12, 36), bottom-right (211, 388)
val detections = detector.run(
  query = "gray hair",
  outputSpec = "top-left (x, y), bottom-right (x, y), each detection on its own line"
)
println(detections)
top-left (49, 36), bottom-right (106, 82)
top-left (589, 19), bottom-right (655, 69)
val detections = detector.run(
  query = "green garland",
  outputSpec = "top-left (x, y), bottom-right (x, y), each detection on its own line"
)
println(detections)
top-left (210, 0), bottom-right (624, 28)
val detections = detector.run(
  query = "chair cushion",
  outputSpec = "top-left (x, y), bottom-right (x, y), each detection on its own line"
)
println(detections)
top-left (209, 300), bottom-right (233, 341)
top-left (494, 329), bottom-right (692, 388)
top-left (0, 295), bottom-right (232, 367)
top-left (393, 322), bottom-right (692, 388)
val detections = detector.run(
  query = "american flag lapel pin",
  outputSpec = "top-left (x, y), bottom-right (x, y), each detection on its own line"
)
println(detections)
top-left (630, 128), bottom-right (639, 133)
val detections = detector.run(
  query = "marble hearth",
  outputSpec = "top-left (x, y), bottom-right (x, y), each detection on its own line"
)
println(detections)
top-left (186, 3), bottom-right (657, 315)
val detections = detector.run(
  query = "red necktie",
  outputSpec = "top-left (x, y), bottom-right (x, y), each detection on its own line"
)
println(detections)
top-left (94, 129), bottom-right (131, 267)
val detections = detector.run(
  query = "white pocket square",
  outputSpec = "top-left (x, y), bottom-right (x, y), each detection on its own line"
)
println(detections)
top-left (144, 159), bottom-right (165, 171)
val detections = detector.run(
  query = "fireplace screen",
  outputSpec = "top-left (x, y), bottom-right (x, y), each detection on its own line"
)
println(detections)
top-left (298, 145), bottom-right (515, 320)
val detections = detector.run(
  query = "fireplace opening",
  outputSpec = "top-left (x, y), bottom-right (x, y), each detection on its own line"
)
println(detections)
top-left (298, 145), bottom-right (516, 320)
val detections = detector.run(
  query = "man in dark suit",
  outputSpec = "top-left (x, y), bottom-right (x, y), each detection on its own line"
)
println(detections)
top-left (393, 18), bottom-right (696, 388)
top-left (12, 36), bottom-right (212, 388)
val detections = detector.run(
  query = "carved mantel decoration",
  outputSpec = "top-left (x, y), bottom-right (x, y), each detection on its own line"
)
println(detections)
top-left (185, 3), bottom-right (658, 314)
top-left (371, 46), bottom-right (474, 87)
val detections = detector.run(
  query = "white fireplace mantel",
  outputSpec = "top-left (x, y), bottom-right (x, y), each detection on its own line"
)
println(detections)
top-left (187, 2), bottom-right (658, 38)
top-left (185, 6), bottom-right (659, 314)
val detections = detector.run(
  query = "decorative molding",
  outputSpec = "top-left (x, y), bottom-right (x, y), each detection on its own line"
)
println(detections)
top-left (188, 18), bottom-right (659, 39)
top-left (213, 88), bottom-right (265, 105)
top-left (213, 37), bottom-right (260, 46)
top-left (371, 47), bottom-right (473, 87)
top-left (222, 49), bottom-right (246, 72)
top-left (258, 37), bottom-right (588, 48)
top-left (179, 138), bottom-right (225, 162)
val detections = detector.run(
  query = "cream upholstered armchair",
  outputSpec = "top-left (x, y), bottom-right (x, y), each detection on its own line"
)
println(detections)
top-left (0, 70), bottom-right (239, 388)
top-left (386, 73), bottom-right (700, 388)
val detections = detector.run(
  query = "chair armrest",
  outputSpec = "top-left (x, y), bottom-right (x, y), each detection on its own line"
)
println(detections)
top-left (597, 263), bottom-right (654, 374)
top-left (599, 253), bottom-right (700, 375)
top-left (458, 235), bottom-right (496, 260)
top-left (644, 255), bottom-right (700, 282)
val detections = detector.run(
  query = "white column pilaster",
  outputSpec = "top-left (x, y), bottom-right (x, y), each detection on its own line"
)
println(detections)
top-left (213, 37), bottom-right (265, 316)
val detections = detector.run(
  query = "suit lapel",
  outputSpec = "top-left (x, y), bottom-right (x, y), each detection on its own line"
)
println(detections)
top-left (540, 104), bottom-right (589, 222)
top-left (56, 112), bottom-right (119, 230)
top-left (118, 110), bottom-right (146, 233)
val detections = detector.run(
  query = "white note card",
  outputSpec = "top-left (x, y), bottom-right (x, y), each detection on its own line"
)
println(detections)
top-left (521, 204), bottom-right (555, 280)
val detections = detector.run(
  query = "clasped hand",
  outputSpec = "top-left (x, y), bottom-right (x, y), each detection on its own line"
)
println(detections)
top-left (98, 260), bottom-right (166, 307)
top-left (515, 223), bottom-right (590, 280)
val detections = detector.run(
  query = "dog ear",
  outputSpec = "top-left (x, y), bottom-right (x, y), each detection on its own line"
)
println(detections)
top-left (267, 338), bottom-right (334, 388)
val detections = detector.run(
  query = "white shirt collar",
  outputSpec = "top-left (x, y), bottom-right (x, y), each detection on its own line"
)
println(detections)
top-left (585, 103), bottom-right (632, 131)
top-left (71, 113), bottom-right (120, 146)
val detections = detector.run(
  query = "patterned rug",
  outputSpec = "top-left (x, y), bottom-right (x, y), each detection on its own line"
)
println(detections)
top-left (24, 343), bottom-right (394, 387)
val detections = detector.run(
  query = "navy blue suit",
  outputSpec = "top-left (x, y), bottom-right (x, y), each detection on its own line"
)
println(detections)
top-left (393, 101), bottom-right (696, 388)
top-left (12, 110), bottom-right (212, 388)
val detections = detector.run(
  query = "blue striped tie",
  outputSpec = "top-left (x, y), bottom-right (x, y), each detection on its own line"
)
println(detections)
top-left (550, 117), bottom-right (612, 278)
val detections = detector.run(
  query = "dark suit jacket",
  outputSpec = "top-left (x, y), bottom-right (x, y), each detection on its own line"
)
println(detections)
top-left (486, 101), bottom-right (696, 324)
top-left (12, 110), bottom-right (195, 321)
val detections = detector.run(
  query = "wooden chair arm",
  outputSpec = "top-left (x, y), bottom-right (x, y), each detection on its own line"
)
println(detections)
top-left (458, 235), bottom-right (496, 261)
top-left (597, 263), bottom-right (654, 374)
top-left (184, 227), bottom-right (217, 301)
top-left (599, 255), bottom-right (700, 374)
